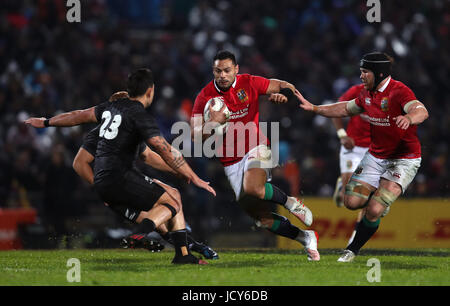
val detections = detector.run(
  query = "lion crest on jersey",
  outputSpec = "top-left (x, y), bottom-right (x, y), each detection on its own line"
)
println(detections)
top-left (236, 89), bottom-right (248, 103)
top-left (381, 97), bottom-right (389, 112)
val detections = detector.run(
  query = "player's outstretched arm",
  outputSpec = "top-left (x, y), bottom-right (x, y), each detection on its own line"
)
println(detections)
top-left (24, 107), bottom-right (98, 128)
top-left (295, 89), bottom-right (359, 118)
top-left (147, 135), bottom-right (216, 196)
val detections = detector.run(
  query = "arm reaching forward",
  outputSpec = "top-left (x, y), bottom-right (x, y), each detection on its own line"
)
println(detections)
top-left (24, 107), bottom-right (98, 128)
top-left (295, 89), bottom-right (362, 118)
top-left (147, 135), bottom-right (216, 197)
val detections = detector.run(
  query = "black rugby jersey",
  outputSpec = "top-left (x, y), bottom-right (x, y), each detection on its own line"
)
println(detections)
top-left (93, 98), bottom-right (160, 185)
top-left (81, 126), bottom-right (147, 158)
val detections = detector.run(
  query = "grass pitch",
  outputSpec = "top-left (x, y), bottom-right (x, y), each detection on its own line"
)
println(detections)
top-left (0, 248), bottom-right (448, 286)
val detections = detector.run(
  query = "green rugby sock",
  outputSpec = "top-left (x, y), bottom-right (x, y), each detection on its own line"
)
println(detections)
top-left (268, 213), bottom-right (300, 240)
top-left (264, 183), bottom-right (288, 205)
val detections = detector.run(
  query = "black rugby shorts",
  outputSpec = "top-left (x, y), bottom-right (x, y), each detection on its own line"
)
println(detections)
top-left (95, 169), bottom-right (166, 222)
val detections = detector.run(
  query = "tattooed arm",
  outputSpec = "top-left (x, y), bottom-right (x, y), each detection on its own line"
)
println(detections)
top-left (147, 136), bottom-right (216, 196)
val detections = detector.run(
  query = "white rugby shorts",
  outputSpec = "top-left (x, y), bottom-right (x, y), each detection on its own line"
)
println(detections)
top-left (339, 145), bottom-right (369, 174)
top-left (223, 145), bottom-right (276, 201)
top-left (350, 152), bottom-right (421, 193)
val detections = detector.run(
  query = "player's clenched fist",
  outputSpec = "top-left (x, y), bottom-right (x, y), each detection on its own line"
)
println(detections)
top-left (393, 115), bottom-right (412, 130)
top-left (268, 93), bottom-right (288, 104)
top-left (24, 117), bottom-right (46, 128)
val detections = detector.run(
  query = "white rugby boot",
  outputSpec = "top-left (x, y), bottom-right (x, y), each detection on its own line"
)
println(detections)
top-left (285, 197), bottom-right (313, 227)
top-left (337, 249), bottom-right (356, 262)
top-left (303, 230), bottom-right (320, 261)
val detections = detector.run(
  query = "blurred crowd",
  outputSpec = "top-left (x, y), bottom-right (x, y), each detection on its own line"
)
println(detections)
top-left (1, 0), bottom-right (449, 243)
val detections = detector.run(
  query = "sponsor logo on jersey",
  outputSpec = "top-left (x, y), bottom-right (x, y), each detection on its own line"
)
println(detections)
top-left (381, 97), bottom-right (389, 112)
top-left (236, 89), bottom-right (248, 103)
top-left (365, 97), bottom-right (371, 105)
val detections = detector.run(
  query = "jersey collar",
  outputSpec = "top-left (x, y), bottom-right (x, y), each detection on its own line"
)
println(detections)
top-left (377, 76), bottom-right (391, 92)
top-left (214, 77), bottom-right (237, 93)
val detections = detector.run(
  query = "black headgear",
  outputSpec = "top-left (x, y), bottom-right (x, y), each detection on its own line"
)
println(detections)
top-left (360, 52), bottom-right (392, 91)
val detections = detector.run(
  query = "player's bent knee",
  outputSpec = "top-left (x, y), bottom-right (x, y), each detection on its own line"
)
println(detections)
top-left (174, 189), bottom-right (182, 206)
top-left (343, 196), bottom-right (364, 210)
top-left (161, 202), bottom-right (179, 218)
top-left (344, 180), bottom-right (372, 209)
top-left (365, 205), bottom-right (385, 220)
top-left (169, 187), bottom-right (182, 208)
top-left (243, 183), bottom-right (265, 199)
top-left (372, 187), bottom-right (398, 208)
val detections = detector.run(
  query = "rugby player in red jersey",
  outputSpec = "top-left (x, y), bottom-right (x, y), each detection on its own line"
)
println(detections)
top-left (295, 52), bottom-right (428, 262)
top-left (331, 84), bottom-right (370, 245)
top-left (190, 50), bottom-right (319, 261)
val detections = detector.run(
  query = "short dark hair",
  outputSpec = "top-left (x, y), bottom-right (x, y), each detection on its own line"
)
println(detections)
top-left (213, 50), bottom-right (237, 65)
top-left (127, 68), bottom-right (154, 98)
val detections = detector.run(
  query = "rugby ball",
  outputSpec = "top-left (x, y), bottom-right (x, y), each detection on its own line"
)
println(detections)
top-left (203, 97), bottom-right (231, 135)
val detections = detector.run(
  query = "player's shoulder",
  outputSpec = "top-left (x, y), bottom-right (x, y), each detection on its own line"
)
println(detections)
top-left (350, 83), bottom-right (365, 92)
top-left (237, 73), bottom-right (270, 92)
top-left (389, 78), bottom-right (411, 90)
top-left (237, 73), bottom-right (251, 80)
top-left (197, 80), bottom-right (216, 97)
top-left (237, 73), bottom-right (262, 84)
top-left (195, 80), bottom-right (220, 106)
top-left (117, 99), bottom-right (147, 115)
top-left (388, 78), bottom-right (415, 96)
top-left (98, 98), bottom-right (142, 110)
top-left (339, 84), bottom-right (365, 101)
top-left (115, 98), bottom-right (142, 108)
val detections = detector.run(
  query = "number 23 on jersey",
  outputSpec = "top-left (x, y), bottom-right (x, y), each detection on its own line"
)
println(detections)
top-left (99, 111), bottom-right (122, 139)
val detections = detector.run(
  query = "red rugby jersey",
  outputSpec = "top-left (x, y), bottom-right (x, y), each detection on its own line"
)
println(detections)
top-left (192, 74), bottom-right (270, 166)
top-left (354, 78), bottom-right (421, 159)
top-left (338, 84), bottom-right (371, 148)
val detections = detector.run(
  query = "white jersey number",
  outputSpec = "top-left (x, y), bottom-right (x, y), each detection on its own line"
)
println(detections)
top-left (99, 111), bottom-right (122, 140)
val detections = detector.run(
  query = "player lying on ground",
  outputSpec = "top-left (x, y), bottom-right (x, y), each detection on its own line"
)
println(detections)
top-left (191, 50), bottom-right (319, 261)
top-left (25, 68), bottom-right (216, 265)
top-left (72, 91), bottom-right (218, 259)
top-left (295, 52), bottom-right (428, 262)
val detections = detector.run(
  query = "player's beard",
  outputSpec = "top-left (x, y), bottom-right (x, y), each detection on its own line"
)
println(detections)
top-left (217, 79), bottom-right (234, 92)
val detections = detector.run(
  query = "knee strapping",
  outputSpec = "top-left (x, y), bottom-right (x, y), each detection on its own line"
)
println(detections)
top-left (345, 180), bottom-right (372, 200)
top-left (372, 188), bottom-right (398, 207)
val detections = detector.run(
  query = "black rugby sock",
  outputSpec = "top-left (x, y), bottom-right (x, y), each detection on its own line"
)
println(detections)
top-left (169, 229), bottom-right (189, 256)
top-left (264, 183), bottom-right (288, 205)
top-left (346, 217), bottom-right (380, 254)
top-left (267, 213), bottom-right (300, 240)
top-left (139, 218), bottom-right (156, 233)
